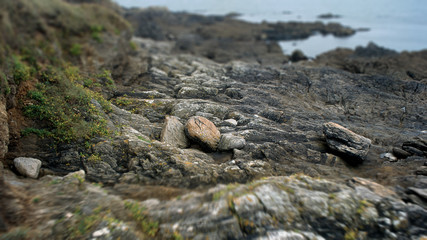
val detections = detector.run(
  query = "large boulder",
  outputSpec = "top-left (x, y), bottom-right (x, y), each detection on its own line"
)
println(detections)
top-left (185, 116), bottom-right (221, 151)
top-left (323, 122), bottom-right (371, 162)
top-left (160, 116), bottom-right (189, 148)
top-left (13, 157), bottom-right (42, 179)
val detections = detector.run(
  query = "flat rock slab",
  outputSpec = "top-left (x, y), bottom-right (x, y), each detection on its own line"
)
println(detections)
top-left (185, 116), bottom-right (220, 151)
top-left (218, 134), bottom-right (246, 151)
top-left (323, 122), bottom-right (371, 163)
top-left (160, 116), bottom-right (189, 148)
top-left (13, 157), bottom-right (42, 179)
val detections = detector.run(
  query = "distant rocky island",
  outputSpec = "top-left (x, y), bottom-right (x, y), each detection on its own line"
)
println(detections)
top-left (1, 0), bottom-right (426, 239)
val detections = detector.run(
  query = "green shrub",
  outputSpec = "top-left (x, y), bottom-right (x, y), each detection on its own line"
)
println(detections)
top-left (0, 72), bottom-right (11, 95)
top-left (24, 66), bottom-right (112, 143)
top-left (90, 25), bottom-right (104, 43)
top-left (69, 43), bottom-right (82, 56)
top-left (12, 55), bottom-right (30, 84)
top-left (96, 69), bottom-right (115, 88)
top-left (129, 41), bottom-right (138, 51)
top-left (21, 127), bottom-right (52, 138)
top-left (124, 201), bottom-right (159, 237)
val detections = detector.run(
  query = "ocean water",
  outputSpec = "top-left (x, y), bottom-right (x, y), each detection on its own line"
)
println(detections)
top-left (114, 0), bottom-right (427, 57)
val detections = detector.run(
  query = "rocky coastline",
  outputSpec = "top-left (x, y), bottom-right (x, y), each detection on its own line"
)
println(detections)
top-left (0, 1), bottom-right (426, 239)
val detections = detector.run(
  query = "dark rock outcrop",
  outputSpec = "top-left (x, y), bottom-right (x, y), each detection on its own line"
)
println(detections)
top-left (323, 122), bottom-right (372, 163)
top-left (124, 8), bottom-right (355, 64)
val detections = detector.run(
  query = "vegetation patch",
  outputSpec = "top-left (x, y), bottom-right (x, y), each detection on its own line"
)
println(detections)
top-left (69, 43), bottom-right (82, 56)
top-left (12, 55), bottom-right (31, 84)
top-left (124, 200), bottom-right (159, 237)
top-left (23, 66), bottom-right (112, 144)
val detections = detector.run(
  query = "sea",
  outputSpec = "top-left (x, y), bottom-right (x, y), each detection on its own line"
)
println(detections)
top-left (114, 0), bottom-right (427, 57)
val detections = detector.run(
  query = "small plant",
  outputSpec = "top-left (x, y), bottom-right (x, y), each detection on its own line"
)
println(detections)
top-left (32, 197), bottom-right (41, 203)
top-left (90, 25), bottom-right (104, 43)
top-left (114, 97), bottom-right (133, 106)
top-left (21, 127), bottom-right (51, 138)
top-left (72, 174), bottom-right (85, 185)
top-left (173, 231), bottom-right (183, 240)
top-left (0, 72), bottom-right (11, 95)
top-left (96, 69), bottom-right (115, 88)
top-left (344, 228), bottom-right (357, 240)
top-left (124, 200), bottom-right (159, 237)
top-left (356, 199), bottom-right (372, 215)
top-left (83, 78), bottom-right (94, 88)
top-left (137, 135), bottom-right (151, 143)
top-left (87, 153), bottom-right (102, 162)
top-left (69, 43), bottom-right (82, 56)
top-left (12, 55), bottom-right (31, 84)
top-left (129, 41), bottom-right (138, 51)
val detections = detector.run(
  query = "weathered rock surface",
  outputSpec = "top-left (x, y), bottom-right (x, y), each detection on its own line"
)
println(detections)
top-left (160, 116), bottom-right (189, 148)
top-left (3, 171), bottom-right (425, 240)
top-left (2, 3), bottom-right (427, 238)
top-left (125, 8), bottom-right (355, 64)
top-left (0, 100), bottom-right (8, 159)
top-left (218, 134), bottom-right (246, 151)
top-left (323, 122), bottom-right (372, 162)
top-left (185, 116), bottom-right (221, 151)
top-left (311, 42), bottom-right (427, 80)
top-left (13, 157), bottom-right (42, 179)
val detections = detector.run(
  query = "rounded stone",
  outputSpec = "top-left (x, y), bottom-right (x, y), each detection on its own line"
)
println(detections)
top-left (185, 116), bottom-right (221, 151)
top-left (13, 157), bottom-right (42, 179)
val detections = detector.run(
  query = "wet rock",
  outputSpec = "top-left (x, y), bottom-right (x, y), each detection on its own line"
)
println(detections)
top-left (317, 13), bottom-right (341, 19)
top-left (160, 116), bottom-right (189, 148)
top-left (185, 116), bottom-right (221, 151)
top-left (323, 122), bottom-right (371, 162)
top-left (218, 134), bottom-right (246, 151)
top-left (13, 157), bottom-right (42, 179)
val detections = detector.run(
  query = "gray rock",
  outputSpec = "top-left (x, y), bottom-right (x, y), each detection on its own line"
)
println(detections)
top-left (185, 116), bottom-right (221, 151)
top-left (323, 122), bottom-right (372, 162)
top-left (380, 152), bottom-right (397, 162)
top-left (218, 134), bottom-right (246, 151)
top-left (220, 119), bottom-right (238, 127)
top-left (393, 147), bottom-right (411, 159)
top-left (415, 166), bottom-right (427, 176)
top-left (13, 157), bottom-right (42, 179)
top-left (160, 116), bottom-right (189, 148)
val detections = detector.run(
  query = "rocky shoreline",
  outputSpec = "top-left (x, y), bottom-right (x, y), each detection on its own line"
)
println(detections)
top-left (1, 1), bottom-right (426, 239)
